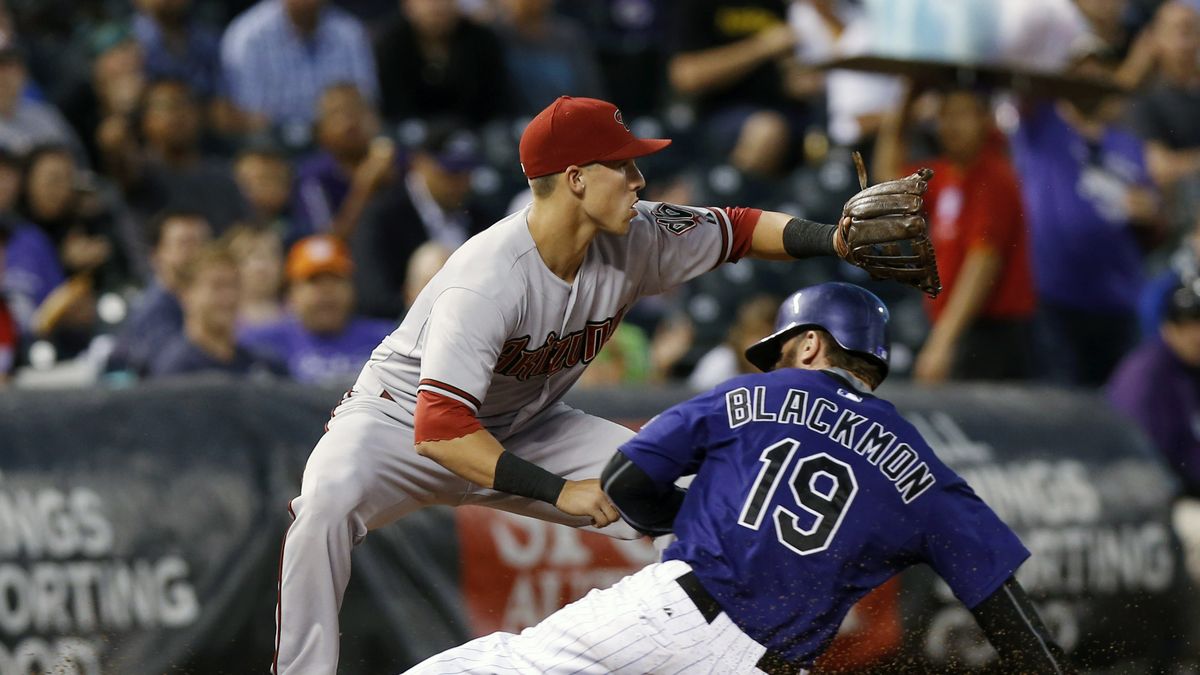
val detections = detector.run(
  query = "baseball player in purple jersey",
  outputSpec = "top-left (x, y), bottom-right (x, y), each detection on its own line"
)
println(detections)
top-left (273, 96), bottom-right (933, 673)
top-left (407, 283), bottom-right (1071, 674)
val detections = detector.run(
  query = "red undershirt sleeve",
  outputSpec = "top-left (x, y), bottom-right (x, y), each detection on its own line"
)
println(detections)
top-left (714, 206), bottom-right (762, 263)
top-left (414, 390), bottom-right (483, 444)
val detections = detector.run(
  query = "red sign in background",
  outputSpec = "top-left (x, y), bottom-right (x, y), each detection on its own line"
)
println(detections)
top-left (457, 506), bottom-right (659, 635)
top-left (456, 506), bottom-right (902, 672)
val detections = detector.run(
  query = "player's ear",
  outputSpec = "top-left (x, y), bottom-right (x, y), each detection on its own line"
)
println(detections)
top-left (798, 331), bottom-right (821, 366)
top-left (565, 165), bottom-right (586, 196)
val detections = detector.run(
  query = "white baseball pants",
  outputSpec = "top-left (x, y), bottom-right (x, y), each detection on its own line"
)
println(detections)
top-left (273, 370), bottom-right (641, 674)
top-left (404, 559), bottom-right (801, 675)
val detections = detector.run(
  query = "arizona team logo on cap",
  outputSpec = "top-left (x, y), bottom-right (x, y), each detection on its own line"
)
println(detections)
top-left (614, 109), bottom-right (629, 131)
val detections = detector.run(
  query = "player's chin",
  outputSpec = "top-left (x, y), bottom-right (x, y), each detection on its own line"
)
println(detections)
top-left (609, 213), bottom-right (635, 234)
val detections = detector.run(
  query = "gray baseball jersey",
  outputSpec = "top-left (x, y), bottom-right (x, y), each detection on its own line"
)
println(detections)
top-left (363, 200), bottom-right (752, 435)
top-left (273, 200), bottom-right (758, 674)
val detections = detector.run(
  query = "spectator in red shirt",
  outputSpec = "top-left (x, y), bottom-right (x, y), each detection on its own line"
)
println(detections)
top-left (876, 85), bottom-right (1036, 383)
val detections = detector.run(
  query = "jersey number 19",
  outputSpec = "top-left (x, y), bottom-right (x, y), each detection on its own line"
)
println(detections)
top-left (736, 438), bottom-right (858, 556)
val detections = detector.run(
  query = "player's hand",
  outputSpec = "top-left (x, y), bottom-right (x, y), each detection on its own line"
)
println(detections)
top-left (555, 479), bottom-right (620, 528)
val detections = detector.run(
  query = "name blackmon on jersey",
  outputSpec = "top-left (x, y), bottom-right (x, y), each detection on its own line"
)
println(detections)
top-left (724, 384), bottom-right (938, 503)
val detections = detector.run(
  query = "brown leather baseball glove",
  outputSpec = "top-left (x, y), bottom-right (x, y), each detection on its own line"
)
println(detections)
top-left (835, 154), bottom-right (942, 298)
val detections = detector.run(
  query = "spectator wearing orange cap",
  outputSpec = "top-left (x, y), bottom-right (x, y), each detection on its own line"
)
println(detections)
top-left (239, 234), bottom-right (392, 384)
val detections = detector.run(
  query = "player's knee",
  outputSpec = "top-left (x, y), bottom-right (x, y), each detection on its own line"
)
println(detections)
top-left (298, 465), bottom-right (371, 524)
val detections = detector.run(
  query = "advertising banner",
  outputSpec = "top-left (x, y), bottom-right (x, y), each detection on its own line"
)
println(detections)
top-left (0, 378), bottom-right (1190, 673)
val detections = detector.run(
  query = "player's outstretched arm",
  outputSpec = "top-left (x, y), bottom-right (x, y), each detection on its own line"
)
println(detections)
top-left (745, 162), bottom-right (941, 298)
top-left (600, 451), bottom-right (686, 536)
top-left (746, 210), bottom-right (840, 262)
top-left (416, 431), bottom-right (620, 528)
top-left (969, 576), bottom-right (1075, 674)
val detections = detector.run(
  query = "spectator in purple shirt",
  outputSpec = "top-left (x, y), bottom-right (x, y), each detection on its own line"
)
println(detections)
top-left (239, 233), bottom-right (391, 384)
top-left (149, 243), bottom-right (285, 378)
top-left (0, 147), bottom-right (63, 331)
top-left (1108, 281), bottom-right (1200, 497)
top-left (292, 83), bottom-right (396, 238)
top-left (2, 214), bottom-right (62, 332)
top-left (1010, 45), bottom-right (1165, 386)
top-left (18, 144), bottom-right (141, 296)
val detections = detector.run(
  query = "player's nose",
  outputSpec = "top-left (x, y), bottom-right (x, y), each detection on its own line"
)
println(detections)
top-left (627, 162), bottom-right (645, 191)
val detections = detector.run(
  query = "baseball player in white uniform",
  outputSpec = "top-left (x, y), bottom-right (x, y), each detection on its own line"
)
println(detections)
top-left (272, 95), bottom-right (934, 674)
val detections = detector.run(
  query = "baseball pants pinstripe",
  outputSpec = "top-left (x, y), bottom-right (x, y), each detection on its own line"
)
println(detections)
top-left (404, 559), bottom-right (803, 675)
top-left (273, 371), bottom-right (642, 674)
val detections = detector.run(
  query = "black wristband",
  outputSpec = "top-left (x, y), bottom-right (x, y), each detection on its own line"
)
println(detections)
top-left (782, 217), bottom-right (838, 258)
top-left (493, 451), bottom-right (567, 505)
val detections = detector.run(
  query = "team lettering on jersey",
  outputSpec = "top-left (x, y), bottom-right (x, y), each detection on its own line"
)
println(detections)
top-left (495, 306), bottom-right (627, 381)
top-left (724, 385), bottom-right (938, 504)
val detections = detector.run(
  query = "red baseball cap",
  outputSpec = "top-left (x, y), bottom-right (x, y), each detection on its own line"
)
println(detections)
top-left (519, 96), bottom-right (671, 179)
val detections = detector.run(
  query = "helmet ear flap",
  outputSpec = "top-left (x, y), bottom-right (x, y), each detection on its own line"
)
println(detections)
top-left (745, 325), bottom-right (807, 373)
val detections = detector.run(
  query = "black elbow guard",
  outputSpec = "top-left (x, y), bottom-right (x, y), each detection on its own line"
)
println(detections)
top-left (971, 577), bottom-right (1074, 674)
top-left (601, 452), bottom-right (685, 537)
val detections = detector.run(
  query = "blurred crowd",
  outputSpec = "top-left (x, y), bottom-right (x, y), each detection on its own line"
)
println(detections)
top-left (0, 0), bottom-right (1197, 478)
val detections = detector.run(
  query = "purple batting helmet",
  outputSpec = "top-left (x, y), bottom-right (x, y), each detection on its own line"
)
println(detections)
top-left (744, 282), bottom-right (891, 376)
